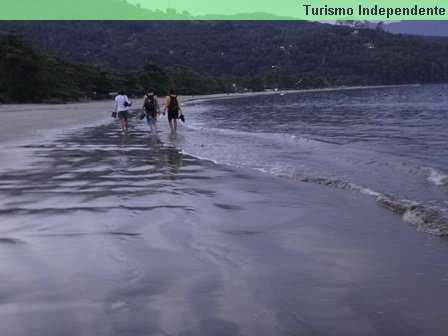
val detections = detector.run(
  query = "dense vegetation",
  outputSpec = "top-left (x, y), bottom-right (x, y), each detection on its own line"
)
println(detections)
top-left (0, 32), bottom-right (225, 102)
top-left (1, 21), bottom-right (448, 102)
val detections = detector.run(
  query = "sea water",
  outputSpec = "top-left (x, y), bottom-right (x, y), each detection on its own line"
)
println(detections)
top-left (168, 85), bottom-right (448, 235)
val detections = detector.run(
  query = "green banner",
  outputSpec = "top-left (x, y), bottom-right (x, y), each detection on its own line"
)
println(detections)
top-left (0, 0), bottom-right (447, 20)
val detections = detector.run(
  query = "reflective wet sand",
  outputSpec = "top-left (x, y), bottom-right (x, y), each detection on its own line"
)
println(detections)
top-left (0, 103), bottom-right (448, 336)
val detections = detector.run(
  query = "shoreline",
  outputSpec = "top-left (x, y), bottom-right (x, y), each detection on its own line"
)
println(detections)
top-left (1, 84), bottom-right (447, 238)
top-left (178, 84), bottom-right (448, 238)
top-left (2, 84), bottom-right (446, 237)
top-left (0, 84), bottom-right (405, 143)
top-left (1, 89), bottom-right (448, 335)
top-left (0, 83), bottom-right (421, 108)
top-left (1, 116), bottom-right (448, 335)
top-left (182, 83), bottom-right (419, 105)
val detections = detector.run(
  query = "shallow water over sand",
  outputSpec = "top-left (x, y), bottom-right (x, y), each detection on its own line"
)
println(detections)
top-left (182, 85), bottom-right (448, 235)
top-left (1, 103), bottom-right (448, 335)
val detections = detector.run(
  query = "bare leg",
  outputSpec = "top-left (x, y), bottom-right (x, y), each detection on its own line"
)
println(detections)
top-left (172, 119), bottom-right (177, 133)
top-left (152, 122), bottom-right (158, 134)
top-left (169, 119), bottom-right (175, 133)
top-left (120, 119), bottom-right (126, 134)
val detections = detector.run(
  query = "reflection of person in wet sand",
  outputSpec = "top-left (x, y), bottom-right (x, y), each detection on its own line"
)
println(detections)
top-left (114, 90), bottom-right (132, 134)
top-left (163, 147), bottom-right (182, 176)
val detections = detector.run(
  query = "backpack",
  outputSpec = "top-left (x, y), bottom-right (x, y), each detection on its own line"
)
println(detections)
top-left (144, 94), bottom-right (155, 111)
top-left (168, 95), bottom-right (178, 112)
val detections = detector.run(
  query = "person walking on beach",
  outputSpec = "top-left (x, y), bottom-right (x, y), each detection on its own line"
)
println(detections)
top-left (163, 89), bottom-right (183, 133)
top-left (141, 88), bottom-right (160, 135)
top-left (114, 90), bottom-right (132, 134)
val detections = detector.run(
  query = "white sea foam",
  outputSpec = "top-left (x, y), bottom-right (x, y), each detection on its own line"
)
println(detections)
top-left (403, 206), bottom-right (448, 236)
top-left (271, 172), bottom-right (448, 236)
top-left (298, 177), bottom-right (448, 236)
top-left (377, 194), bottom-right (448, 236)
top-left (296, 176), bottom-right (381, 197)
top-left (260, 169), bottom-right (448, 236)
top-left (180, 149), bottom-right (220, 165)
top-left (425, 167), bottom-right (448, 186)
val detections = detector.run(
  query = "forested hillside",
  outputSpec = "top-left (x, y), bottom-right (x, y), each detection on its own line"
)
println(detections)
top-left (1, 21), bottom-right (448, 102)
top-left (0, 31), bottom-right (225, 103)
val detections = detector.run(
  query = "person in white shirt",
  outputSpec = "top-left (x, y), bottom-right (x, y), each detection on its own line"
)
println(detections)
top-left (114, 90), bottom-right (132, 134)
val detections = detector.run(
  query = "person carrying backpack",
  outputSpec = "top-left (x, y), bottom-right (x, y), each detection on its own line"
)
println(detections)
top-left (163, 89), bottom-right (183, 134)
top-left (141, 88), bottom-right (160, 135)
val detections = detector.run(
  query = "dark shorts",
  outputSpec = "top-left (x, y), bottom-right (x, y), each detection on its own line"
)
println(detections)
top-left (168, 110), bottom-right (179, 120)
top-left (118, 111), bottom-right (129, 120)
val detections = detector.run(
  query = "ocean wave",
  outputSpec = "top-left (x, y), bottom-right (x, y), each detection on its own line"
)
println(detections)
top-left (297, 176), bottom-right (448, 236)
top-left (377, 194), bottom-right (448, 236)
top-left (301, 176), bottom-right (448, 236)
top-left (177, 115), bottom-right (448, 236)
top-left (395, 164), bottom-right (448, 188)
top-left (183, 123), bottom-right (327, 148)
top-left (182, 139), bottom-right (448, 236)
top-left (297, 176), bottom-right (380, 197)
top-left (424, 167), bottom-right (448, 186)
top-left (179, 131), bottom-right (448, 237)
top-left (296, 176), bottom-right (448, 236)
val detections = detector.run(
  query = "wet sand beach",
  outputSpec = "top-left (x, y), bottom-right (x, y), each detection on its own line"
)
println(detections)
top-left (1, 101), bottom-right (448, 336)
